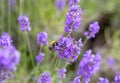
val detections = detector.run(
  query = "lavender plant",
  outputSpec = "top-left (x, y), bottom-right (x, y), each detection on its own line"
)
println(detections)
top-left (0, 32), bottom-right (20, 82)
top-left (0, 0), bottom-right (120, 83)
top-left (35, 0), bottom-right (101, 83)
top-left (17, 0), bottom-right (106, 83)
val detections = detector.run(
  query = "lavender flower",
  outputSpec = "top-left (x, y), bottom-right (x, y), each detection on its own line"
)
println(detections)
top-left (36, 52), bottom-right (45, 64)
top-left (69, 0), bottom-right (80, 5)
top-left (64, 0), bottom-right (82, 32)
top-left (73, 76), bottom-right (81, 83)
top-left (38, 72), bottom-right (52, 83)
top-left (97, 77), bottom-right (109, 83)
top-left (77, 50), bottom-right (101, 83)
top-left (58, 68), bottom-right (67, 80)
top-left (115, 74), bottom-right (120, 83)
top-left (9, 46), bottom-right (21, 65)
top-left (37, 32), bottom-right (48, 45)
top-left (0, 32), bottom-right (13, 47)
top-left (0, 70), bottom-right (14, 82)
top-left (56, 36), bottom-right (82, 62)
top-left (18, 15), bottom-right (31, 32)
top-left (107, 57), bottom-right (116, 66)
top-left (68, 38), bottom-right (83, 62)
top-left (0, 46), bottom-right (20, 71)
top-left (0, 46), bottom-right (20, 82)
top-left (55, 37), bottom-right (74, 59)
top-left (84, 21), bottom-right (100, 39)
top-left (55, 0), bottom-right (66, 11)
top-left (9, 0), bottom-right (16, 11)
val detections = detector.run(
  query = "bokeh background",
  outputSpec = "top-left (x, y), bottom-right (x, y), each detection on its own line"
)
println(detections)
top-left (0, 0), bottom-right (120, 83)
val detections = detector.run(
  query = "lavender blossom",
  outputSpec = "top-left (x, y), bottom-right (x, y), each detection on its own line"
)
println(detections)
top-left (37, 32), bottom-right (48, 45)
top-left (73, 76), bottom-right (81, 83)
top-left (68, 38), bottom-right (83, 62)
top-left (55, 0), bottom-right (66, 11)
top-left (0, 32), bottom-right (13, 47)
top-left (55, 37), bottom-right (74, 59)
top-left (69, 0), bottom-right (80, 5)
top-left (0, 46), bottom-right (20, 71)
top-left (9, 0), bottom-right (16, 11)
top-left (56, 36), bottom-right (82, 62)
top-left (84, 21), bottom-right (100, 39)
top-left (38, 72), bottom-right (52, 83)
top-left (0, 70), bottom-right (14, 83)
top-left (36, 52), bottom-right (45, 64)
top-left (8, 46), bottom-right (21, 66)
top-left (58, 68), bottom-right (67, 80)
top-left (107, 57), bottom-right (116, 66)
top-left (77, 50), bottom-right (101, 83)
top-left (64, 0), bottom-right (82, 32)
top-left (0, 46), bottom-right (20, 82)
top-left (115, 74), bottom-right (120, 83)
top-left (18, 15), bottom-right (31, 32)
top-left (97, 77), bottom-right (109, 83)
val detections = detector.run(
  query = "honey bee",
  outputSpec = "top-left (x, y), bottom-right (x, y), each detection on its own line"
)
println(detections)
top-left (49, 40), bottom-right (58, 51)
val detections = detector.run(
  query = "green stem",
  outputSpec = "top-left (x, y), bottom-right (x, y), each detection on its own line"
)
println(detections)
top-left (50, 52), bottom-right (56, 69)
top-left (51, 56), bottom-right (59, 74)
top-left (26, 64), bottom-right (39, 81)
top-left (64, 62), bottom-right (69, 68)
top-left (1, 0), bottom-right (5, 32)
top-left (8, 1), bottom-right (11, 34)
top-left (39, 44), bottom-right (42, 53)
top-left (25, 32), bottom-right (35, 67)
top-left (83, 38), bottom-right (88, 46)
top-left (53, 57), bottom-right (58, 69)
top-left (19, 0), bottom-right (23, 15)
top-left (58, 58), bottom-right (61, 68)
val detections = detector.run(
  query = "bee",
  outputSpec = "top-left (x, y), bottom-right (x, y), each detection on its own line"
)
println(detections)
top-left (49, 40), bottom-right (58, 51)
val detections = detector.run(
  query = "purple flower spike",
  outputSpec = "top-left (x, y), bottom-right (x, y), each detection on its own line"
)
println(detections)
top-left (115, 74), bottom-right (120, 83)
top-left (97, 77), bottom-right (109, 83)
top-left (0, 46), bottom-right (20, 71)
top-left (73, 76), bottom-right (81, 83)
top-left (64, 0), bottom-right (82, 32)
top-left (37, 32), bottom-right (48, 45)
top-left (56, 37), bottom-right (82, 62)
top-left (58, 68), bottom-right (67, 80)
top-left (107, 57), bottom-right (116, 66)
top-left (18, 15), bottom-right (31, 32)
top-left (84, 21), bottom-right (100, 39)
top-left (9, 0), bottom-right (16, 11)
top-left (0, 45), bottom-right (20, 82)
top-left (36, 52), bottom-right (45, 64)
top-left (77, 50), bottom-right (101, 83)
top-left (70, 0), bottom-right (80, 5)
top-left (38, 72), bottom-right (52, 83)
top-left (0, 32), bottom-right (13, 47)
top-left (55, 0), bottom-right (66, 11)
top-left (55, 37), bottom-right (74, 59)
